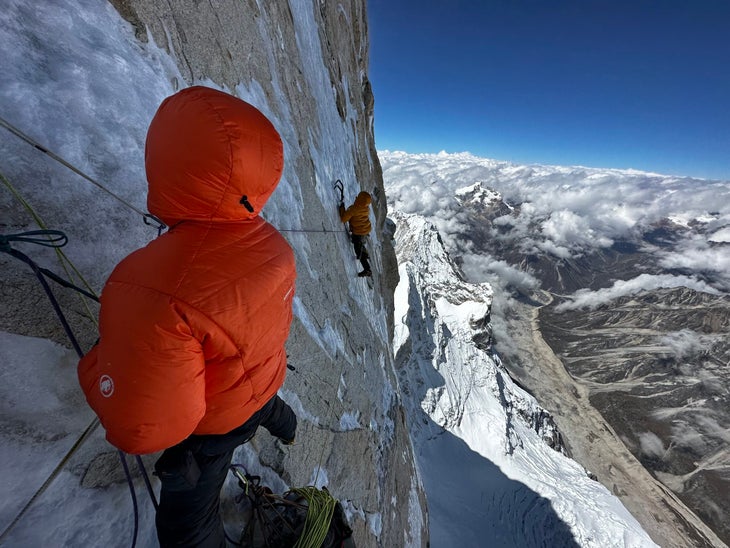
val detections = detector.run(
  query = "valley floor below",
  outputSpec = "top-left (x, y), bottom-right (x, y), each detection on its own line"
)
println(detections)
top-left (501, 292), bottom-right (726, 548)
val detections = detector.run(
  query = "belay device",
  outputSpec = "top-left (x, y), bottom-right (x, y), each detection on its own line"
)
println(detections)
top-left (229, 465), bottom-right (355, 547)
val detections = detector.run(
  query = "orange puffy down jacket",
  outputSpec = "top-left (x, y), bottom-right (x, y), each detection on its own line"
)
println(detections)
top-left (339, 191), bottom-right (372, 235)
top-left (77, 86), bottom-right (296, 455)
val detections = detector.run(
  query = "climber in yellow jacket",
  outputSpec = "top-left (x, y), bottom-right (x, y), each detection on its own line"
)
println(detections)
top-left (339, 191), bottom-right (372, 277)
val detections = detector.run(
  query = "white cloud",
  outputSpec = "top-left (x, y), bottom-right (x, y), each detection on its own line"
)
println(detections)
top-left (638, 432), bottom-right (666, 459)
top-left (535, 240), bottom-right (573, 260)
top-left (460, 254), bottom-right (539, 291)
top-left (709, 227), bottom-right (730, 243)
top-left (658, 234), bottom-right (730, 276)
top-left (554, 274), bottom-right (720, 311)
top-left (659, 330), bottom-right (708, 359)
top-left (540, 210), bottom-right (613, 251)
top-left (381, 151), bottom-right (730, 280)
top-left (668, 421), bottom-right (709, 454)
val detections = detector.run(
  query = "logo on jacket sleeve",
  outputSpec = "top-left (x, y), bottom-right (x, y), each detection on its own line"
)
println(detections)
top-left (99, 375), bottom-right (115, 398)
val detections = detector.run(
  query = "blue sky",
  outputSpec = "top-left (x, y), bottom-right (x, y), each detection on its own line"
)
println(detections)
top-left (368, 1), bottom-right (730, 180)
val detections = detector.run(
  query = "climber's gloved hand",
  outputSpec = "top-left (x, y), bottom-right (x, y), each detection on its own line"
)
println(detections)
top-left (262, 394), bottom-right (297, 445)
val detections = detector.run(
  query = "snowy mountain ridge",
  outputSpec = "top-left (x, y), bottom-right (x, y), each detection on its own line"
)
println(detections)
top-left (382, 149), bottom-right (686, 180)
top-left (454, 182), bottom-right (504, 210)
top-left (391, 211), bottom-right (657, 547)
top-left (382, 149), bottom-right (730, 291)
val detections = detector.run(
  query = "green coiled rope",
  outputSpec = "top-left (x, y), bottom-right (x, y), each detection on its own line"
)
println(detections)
top-left (291, 487), bottom-right (338, 548)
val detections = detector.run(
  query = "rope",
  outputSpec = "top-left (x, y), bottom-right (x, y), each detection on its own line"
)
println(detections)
top-left (229, 466), bottom-right (339, 548)
top-left (278, 228), bottom-right (348, 234)
top-left (1, 231), bottom-right (99, 300)
top-left (0, 115), bottom-right (165, 232)
top-left (119, 453), bottom-right (140, 548)
top-left (0, 229), bottom-right (159, 547)
top-left (0, 418), bottom-right (101, 546)
top-left (0, 229), bottom-right (67, 249)
top-left (2, 170), bottom-right (103, 320)
top-left (291, 487), bottom-right (338, 548)
top-left (3, 239), bottom-right (86, 356)
top-left (136, 455), bottom-right (159, 512)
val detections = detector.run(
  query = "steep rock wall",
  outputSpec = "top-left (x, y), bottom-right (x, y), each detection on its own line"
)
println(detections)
top-left (0, 1), bottom-right (425, 546)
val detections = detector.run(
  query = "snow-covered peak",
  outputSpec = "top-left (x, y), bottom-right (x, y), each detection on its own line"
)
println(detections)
top-left (392, 211), bottom-right (492, 310)
top-left (454, 181), bottom-right (503, 209)
top-left (392, 211), bottom-right (659, 547)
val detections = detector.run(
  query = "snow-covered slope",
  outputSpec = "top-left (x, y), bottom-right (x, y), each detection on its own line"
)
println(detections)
top-left (392, 211), bottom-right (658, 547)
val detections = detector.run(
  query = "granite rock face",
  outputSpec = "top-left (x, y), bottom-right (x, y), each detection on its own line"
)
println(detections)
top-left (0, 1), bottom-right (426, 546)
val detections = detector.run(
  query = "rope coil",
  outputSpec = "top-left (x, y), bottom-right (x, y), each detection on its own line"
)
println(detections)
top-left (0, 229), bottom-right (68, 250)
top-left (229, 465), bottom-right (343, 548)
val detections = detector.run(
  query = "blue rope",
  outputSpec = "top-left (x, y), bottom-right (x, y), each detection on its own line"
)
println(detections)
top-left (1, 229), bottom-right (159, 547)
top-left (0, 229), bottom-right (67, 250)
top-left (3, 242), bottom-right (85, 356)
top-left (119, 452), bottom-right (139, 548)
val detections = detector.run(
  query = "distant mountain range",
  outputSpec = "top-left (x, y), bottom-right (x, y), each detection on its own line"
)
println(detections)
top-left (383, 150), bottom-right (730, 547)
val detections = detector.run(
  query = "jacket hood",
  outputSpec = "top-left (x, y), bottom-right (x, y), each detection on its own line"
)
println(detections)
top-left (145, 86), bottom-right (284, 225)
top-left (354, 191), bottom-right (371, 207)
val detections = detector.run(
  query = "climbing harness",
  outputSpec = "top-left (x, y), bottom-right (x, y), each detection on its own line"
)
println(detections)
top-left (0, 229), bottom-right (158, 548)
top-left (227, 464), bottom-right (353, 548)
top-left (0, 115), bottom-right (166, 234)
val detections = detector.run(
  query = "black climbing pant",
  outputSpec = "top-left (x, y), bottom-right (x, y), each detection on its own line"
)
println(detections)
top-left (351, 234), bottom-right (371, 272)
top-left (155, 394), bottom-right (297, 547)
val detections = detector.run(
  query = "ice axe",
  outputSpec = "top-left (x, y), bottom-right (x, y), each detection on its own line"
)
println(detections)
top-left (334, 179), bottom-right (344, 206)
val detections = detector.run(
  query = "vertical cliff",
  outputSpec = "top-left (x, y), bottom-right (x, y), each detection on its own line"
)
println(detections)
top-left (0, 1), bottom-right (425, 546)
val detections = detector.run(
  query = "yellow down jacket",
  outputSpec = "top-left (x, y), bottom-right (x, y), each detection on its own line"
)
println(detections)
top-left (339, 191), bottom-right (372, 235)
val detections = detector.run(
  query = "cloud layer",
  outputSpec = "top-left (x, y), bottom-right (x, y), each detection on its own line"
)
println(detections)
top-left (381, 150), bottom-right (730, 294)
top-left (554, 274), bottom-right (720, 311)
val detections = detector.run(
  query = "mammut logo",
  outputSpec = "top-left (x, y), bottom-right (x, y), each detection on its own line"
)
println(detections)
top-left (99, 375), bottom-right (115, 398)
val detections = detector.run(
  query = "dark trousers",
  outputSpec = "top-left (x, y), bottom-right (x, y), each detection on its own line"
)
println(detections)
top-left (351, 234), bottom-right (371, 272)
top-left (155, 394), bottom-right (297, 547)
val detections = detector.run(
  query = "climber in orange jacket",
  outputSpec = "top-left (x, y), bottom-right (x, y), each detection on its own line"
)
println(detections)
top-left (339, 191), bottom-right (372, 277)
top-left (77, 86), bottom-right (297, 548)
